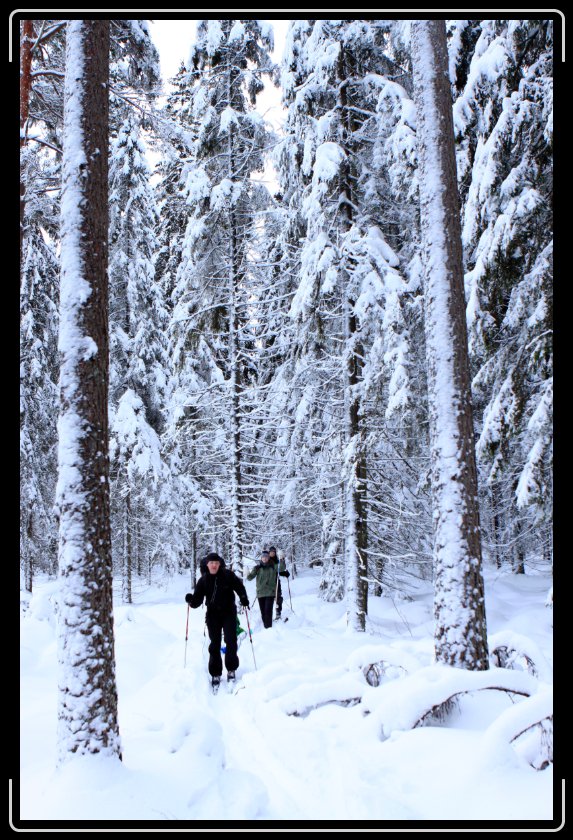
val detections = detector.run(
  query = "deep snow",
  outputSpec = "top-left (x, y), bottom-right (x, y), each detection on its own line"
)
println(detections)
top-left (19, 564), bottom-right (554, 825)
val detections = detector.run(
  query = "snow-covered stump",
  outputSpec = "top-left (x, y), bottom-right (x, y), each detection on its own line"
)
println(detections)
top-left (411, 20), bottom-right (488, 670)
top-left (56, 20), bottom-right (121, 763)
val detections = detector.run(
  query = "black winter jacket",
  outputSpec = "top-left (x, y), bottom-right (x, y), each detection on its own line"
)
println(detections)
top-left (186, 568), bottom-right (248, 615)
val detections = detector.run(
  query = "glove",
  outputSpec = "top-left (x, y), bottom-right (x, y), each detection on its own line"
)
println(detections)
top-left (240, 597), bottom-right (250, 608)
top-left (185, 593), bottom-right (193, 605)
top-left (280, 570), bottom-right (290, 578)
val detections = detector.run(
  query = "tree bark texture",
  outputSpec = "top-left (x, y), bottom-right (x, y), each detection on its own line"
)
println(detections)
top-left (411, 19), bottom-right (489, 670)
top-left (20, 19), bottom-right (34, 281)
top-left (57, 19), bottom-right (121, 760)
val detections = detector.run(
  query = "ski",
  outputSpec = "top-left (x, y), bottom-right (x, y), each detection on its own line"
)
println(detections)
top-left (210, 674), bottom-right (239, 694)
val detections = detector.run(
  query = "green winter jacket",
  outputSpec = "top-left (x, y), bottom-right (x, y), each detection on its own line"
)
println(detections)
top-left (247, 558), bottom-right (286, 597)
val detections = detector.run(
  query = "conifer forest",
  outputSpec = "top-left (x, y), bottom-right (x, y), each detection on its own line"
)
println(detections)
top-left (19, 19), bottom-right (553, 761)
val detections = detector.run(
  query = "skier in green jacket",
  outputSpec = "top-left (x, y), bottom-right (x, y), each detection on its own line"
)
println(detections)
top-left (247, 550), bottom-right (289, 628)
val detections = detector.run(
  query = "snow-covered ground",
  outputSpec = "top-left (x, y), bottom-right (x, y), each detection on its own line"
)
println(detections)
top-left (19, 564), bottom-right (554, 824)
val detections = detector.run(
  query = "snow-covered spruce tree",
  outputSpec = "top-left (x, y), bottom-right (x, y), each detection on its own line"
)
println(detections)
top-left (108, 106), bottom-right (170, 600)
top-left (357, 21), bottom-right (433, 594)
top-left (153, 62), bottom-right (198, 312)
top-left (154, 63), bottom-right (214, 576)
top-left (276, 20), bottom-right (366, 616)
top-left (243, 196), bottom-right (311, 567)
top-left (20, 20), bottom-right (66, 590)
top-left (20, 18), bottom-right (165, 598)
top-left (247, 20), bottom-right (325, 571)
top-left (451, 19), bottom-right (553, 571)
top-left (20, 224), bottom-right (60, 590)
top-left (56, 19), bottom-right (121, 761)
top-left (20, 19), bottom-right (66, 278)
top-left (19, 18), bottom-right (159, 274)
top-left (411, 19), bottom-right (488, 670)
top-left (109, 109), bottom-right (168, 431)
top-left (167, 20), bottom-right (275, 572)
top-left (109, 19), bottom-right (161, 96)
top-left (277, 20), bottom-right (418, 628)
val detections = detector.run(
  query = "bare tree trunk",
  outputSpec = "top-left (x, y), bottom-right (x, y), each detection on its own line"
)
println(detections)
top-left (19, 20), bottom-right (34, 141)
top-left (411, 19), bottom-right (488, 670)
top-left (343, 293), bottom-right (368, 630)
top-left (229, 211), bottom-right (244, 574)
top-left (123, 490), bottom-right (132, 604)
top-left (226, 64), bottom-right (245, 575)
top-left (338, 48), bottom-right (368, 631)
top-left (191, 528), bottom-right (197, 579)
top-left (57, 20), bottom-right (121, 761)
top-left (20, 19), bottom-right (34, 283)
top-left (512, 511), bottom-right (526, 574)
top-left (25, 505), bottom-right (34, 592)
top-left (491, 482), bottom-right (503, 569)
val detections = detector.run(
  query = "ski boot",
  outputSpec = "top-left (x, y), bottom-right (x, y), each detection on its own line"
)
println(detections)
top-left (227, 670), bottom-right (236, 682)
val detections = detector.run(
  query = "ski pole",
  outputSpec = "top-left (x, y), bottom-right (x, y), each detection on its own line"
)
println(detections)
top-left (184, 603), bottom-right (190, 667)
top-left (274, 563), bottom-right (280, 611)
top-left (244, 607), bottom-right (257, 670)
top-left (286, 573), bottom-right (294, 612)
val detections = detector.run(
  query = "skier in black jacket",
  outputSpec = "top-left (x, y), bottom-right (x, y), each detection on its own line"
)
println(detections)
top-left (185, 552), bottom-right (249, 689)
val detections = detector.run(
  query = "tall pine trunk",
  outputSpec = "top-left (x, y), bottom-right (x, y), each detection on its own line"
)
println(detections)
top-left (227, 101), bottom-right (245, 574)
top-left (20, 19), bottom-right (34, 283)
top-left (56, 19), bottom-right (121, 760)
top-left (411, 19), bottom-right (488, 670)
top-left (339, 48), bottom-right (368, 631)
top-left (229, 237), bottom-right (244, 574)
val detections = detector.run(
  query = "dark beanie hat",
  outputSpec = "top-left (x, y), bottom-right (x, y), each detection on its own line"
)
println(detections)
top-left (205, 552), bottom-right (223, 564)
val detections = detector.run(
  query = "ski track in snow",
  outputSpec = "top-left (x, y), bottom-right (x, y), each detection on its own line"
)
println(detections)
top-left (127, 580), bottom-right (390, 819)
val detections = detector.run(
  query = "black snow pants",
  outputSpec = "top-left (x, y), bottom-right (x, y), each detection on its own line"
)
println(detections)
top-left (206, 610), bottom-right (239, 677)
top-left (258, 595), bottom-right (275, 628)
